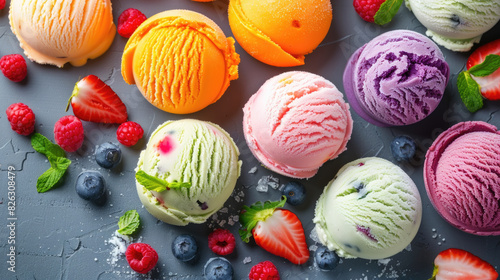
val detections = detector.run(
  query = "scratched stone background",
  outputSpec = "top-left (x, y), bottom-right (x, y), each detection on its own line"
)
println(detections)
top-left (0, 0), bottom-right (499, 279)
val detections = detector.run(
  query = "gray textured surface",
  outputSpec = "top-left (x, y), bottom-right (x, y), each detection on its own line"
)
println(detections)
top-left (0, 0), bottom-right (499, 279)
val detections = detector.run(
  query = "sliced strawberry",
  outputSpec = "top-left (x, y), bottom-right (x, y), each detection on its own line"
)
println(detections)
top-left (239, 197), bottom-right (309, 265)
top-left (430, 248), bottom-right (498, 280)
top-left (66, 75), bottom-right (128, 123)
top-left (466, 39), bottom-right (500, 100)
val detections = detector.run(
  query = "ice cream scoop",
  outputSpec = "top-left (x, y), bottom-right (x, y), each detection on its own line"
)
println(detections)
top-left (122, 10), bottom-right (240, 114)
top-left (313, 157), bottom-right (422, 259)
top-left (136, 119), bottom-right (242, 226)
top-left (243, 71), bottom-right (352, 179)
top-left (343, 30), bottom-right (450, 127)
top-left (228, 0), bottom-right (332, 67)
top-left (405, 0), bottom-right (500, 52)
top-left (9, 0), bottom-right (116, 67)
top-left (424, 121), bottom-right (500, 235)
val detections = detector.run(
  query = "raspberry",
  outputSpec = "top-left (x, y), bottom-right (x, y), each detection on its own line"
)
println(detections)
top-left (0, 54), bottom-right (27, 82)
top-left (125, 243), bottom-right (158, 274)
top-left (117, 121), bottom-right (144, 146)
top-left (54, 115), bottom-right (84, 152)
top-left (208, 228), bottom-right (235, 256)
top-left (117, 8), bottom-right (147, 38)
top-left (353, 0), bottom-right (386, 22)
top-left (249, 261), bottom-right (280, 280)
top-left (0, 0), bottom-right (6, 10)
top-left (6, 103), bottom-right (35, 136)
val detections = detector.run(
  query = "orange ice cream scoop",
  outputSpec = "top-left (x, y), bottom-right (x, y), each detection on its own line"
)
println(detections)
top-left (9, 0), bottom-right (116, 67)
top-left (122, 10), bottom-right (240, 114)
top-left (228, 0), bottom-right (332, 67)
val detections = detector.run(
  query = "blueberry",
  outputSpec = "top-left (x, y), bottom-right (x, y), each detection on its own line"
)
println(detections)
top-left (95, 142), bottom-right (122, 169)
top-left (282, 181), bottom-right (306, 206)
top-left (75, 171), bottom-right (106, 202)
top-left (390, 136), bottom-right (416, 162)
top-left (315, 246), bottom-right (339, 271)
top-left (172, 234), bottom-right (198, 262)
top-left (204, 257), bottom-right (233, 280)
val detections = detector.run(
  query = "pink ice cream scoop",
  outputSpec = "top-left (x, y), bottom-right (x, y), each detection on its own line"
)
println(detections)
top-left (424, 121), bottom-right (500, 235)
top-left (343, 30), bottom-right (450, 127)
top-left (243, 71), bottom-right (353, 179)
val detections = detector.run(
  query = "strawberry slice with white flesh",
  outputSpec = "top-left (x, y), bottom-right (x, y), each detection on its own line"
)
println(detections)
top-left (66, 75), bottom-right (128, 124)
top-left (429, 248), bottom-right (498, 280)
top-left (239, 197), bottom-right (309, 265)
top-left (466, 39), bottom-right (500, 101)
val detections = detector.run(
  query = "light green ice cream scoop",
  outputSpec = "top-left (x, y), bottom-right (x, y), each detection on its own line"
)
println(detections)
top-left (313, 157), bottom-right (422, 259)
top-left (136, 119), bottom-right (242, 226)
top-left (405, 0), bottom-right (500, 52)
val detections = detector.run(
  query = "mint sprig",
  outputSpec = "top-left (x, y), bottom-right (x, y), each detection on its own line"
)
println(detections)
top-left (374, 0), bottom-right (404, 25)
top-left (31, 133), bottom-right (66, 158)
top-left (457, 54), bottom-right (500, 113)
top-left (458, 72), bottom-right (483, 113)
top-left (31, 133), bottom-right (72, 193)
top-left (135, 170), bottom-right (191, 192)
top-left (118, 210), bottom-right (140, 235)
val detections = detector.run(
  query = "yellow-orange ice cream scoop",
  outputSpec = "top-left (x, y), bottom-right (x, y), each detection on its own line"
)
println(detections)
top-left (228, 0), bottom-right (332, 67)
top-left (9, 0), bottom-right (115, 67)
top-left (122, 10), bottom-right (240, 114)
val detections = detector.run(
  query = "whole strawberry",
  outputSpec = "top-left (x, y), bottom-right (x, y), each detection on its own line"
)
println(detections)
top-left (353, 0), bottom-right (403, 25)
top-left (126, 243), bottom-right (158, 274)
top-left (239, 197), bottom-right (309, 265)
top-left (118, 8), bottom-right (147, 38)
top-left (0, 54), bottom-right (27, 82)
top-left (6, 103), bottom-right (35, 135)
top-left (430, 248), bottom-right (498, 280)
top-left (54, 115), bottom-right (84, 152)
top-left (249, 261), bottom-right (280, 280)
top-left (117, 121), bottom-right (144, 146)
top-left (0, 0), bottom-right (6, 10)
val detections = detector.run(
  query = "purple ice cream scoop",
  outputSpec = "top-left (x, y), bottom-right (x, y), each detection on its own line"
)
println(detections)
top-left (343, 30), bottom-right (449, 127)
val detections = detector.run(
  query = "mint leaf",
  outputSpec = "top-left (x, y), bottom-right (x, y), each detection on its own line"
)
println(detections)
top-left (458, 71), bottom-right (483, 113)
top-left (135, 170), bottom-right (191, 192)
top-left (32, 133), bottom-right (71, 193)
top-left (31, 133), bottom-right (66, 158)
top-left (37, 167), bottom-right (67, 193)
top-left (50, 156), bottom-right (71, 170)
top-left (469, 54), bottom-right (500, 77)
top-left (118, 210), bottom-right (140, 235)
top-left (374, 0), bottom-right (404, 25)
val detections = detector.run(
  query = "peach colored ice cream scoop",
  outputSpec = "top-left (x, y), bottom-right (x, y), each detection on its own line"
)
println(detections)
top-left (228, 0), bottom-right (332, 67)
top-left (121, 10), bottom-right (240, 114)
top-left (424, 121), bottom-right (500, 235)
top-left (243, 71), bottom-right (353, 179)
top-left (9, 0), bottom-right (116, 67)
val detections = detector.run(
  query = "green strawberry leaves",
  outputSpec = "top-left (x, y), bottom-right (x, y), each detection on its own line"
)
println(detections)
top-left (458, 54), bottom-right (500, 112)
top-left (374, 0), bottom-right (404, 25)
top-left (239, 196), bottom-right (286, 243)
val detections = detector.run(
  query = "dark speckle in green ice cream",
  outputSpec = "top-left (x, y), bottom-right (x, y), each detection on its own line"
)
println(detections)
top-left (197, 200), bottom-right (208, 210)
top-left (344, 243), bottom-right (361, 253)
top-left (337, 182), bottom-right (370, 199)
top-left (450, 14), bottom-right (461, 27)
